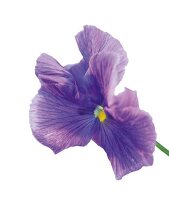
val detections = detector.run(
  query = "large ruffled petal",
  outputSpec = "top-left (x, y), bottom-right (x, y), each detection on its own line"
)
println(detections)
top-left (30, 53), bottom-right (98, 153)
top-left (67, 26), bottom-right (128, 106)
top-left (92, 89), bottom-right (156, 180)
top-left (76, 26), bottom-right (128, 106)
top-left (30, 87), bottom-right (96, 154)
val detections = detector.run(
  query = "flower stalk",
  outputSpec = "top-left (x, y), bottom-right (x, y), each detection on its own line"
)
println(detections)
top-left (156, 141), bottom-right (169, 156)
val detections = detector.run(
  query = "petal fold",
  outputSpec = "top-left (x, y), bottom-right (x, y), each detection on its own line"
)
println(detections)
top-left (105, 88), bottom-right (139, 120)
top-left (65, 60), bottom-right (88, 97)
top-left (36, 53), bottom-right (78, 100)
top-left (113, 88), bottom-right (139, 108)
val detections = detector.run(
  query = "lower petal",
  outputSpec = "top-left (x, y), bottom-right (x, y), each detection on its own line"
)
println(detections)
top-left (30, 87), bottom-right (95, 154)
top-left (92, 108), bottom-right (156, 180)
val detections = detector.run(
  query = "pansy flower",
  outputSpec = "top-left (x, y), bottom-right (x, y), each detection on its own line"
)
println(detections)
top-left (30, 25), bottom-right (158, 180)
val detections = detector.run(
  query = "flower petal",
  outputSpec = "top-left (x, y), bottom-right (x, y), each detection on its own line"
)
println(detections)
top-left (65, 60), bottom-right (88, 82)
top-left (113, 88), bottom-right (139, 108)
top-left (76, 25), bottom-right (127, 63)
top-left (66, 60), bottom-right (104, 106)
top-left (86, 52), bottom-right (127, 106)
top-left (93, 90), bottom-right (156, 180)
top-left (68, 26), bottom-right (128, 106)
top-left (36, 53), bottom-right (78, 100)
top-left (105, 88), bottom-right (139, 120)
top-left (30, 87), bottom-right (95, 154)
top-left (65, 60), bottom-right (88, 95)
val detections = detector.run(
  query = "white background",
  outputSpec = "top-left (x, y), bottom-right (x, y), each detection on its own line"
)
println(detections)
top-left (0, 0), bottom-right (169, 199)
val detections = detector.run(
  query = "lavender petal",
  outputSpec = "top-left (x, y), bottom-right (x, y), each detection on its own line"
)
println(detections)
top-left (30, 87), bottom-right (95, 154)
top-left (93, 89), bottom-right (156, 179)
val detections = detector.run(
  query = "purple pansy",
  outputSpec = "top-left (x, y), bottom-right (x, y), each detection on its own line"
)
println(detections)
top-left (30, 25), bottom-right (156, 180)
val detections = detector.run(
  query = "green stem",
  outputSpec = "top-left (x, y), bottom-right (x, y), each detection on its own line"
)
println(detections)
top-left (156, 141), bottom-right (169, 156)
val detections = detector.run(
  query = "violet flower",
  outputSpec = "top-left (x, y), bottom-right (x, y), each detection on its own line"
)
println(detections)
top-left (30, 25), bottom-right (158, 180)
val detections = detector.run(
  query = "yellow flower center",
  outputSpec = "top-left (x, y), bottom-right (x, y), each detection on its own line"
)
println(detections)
top-left (94, 105), bottom-right (107, 122)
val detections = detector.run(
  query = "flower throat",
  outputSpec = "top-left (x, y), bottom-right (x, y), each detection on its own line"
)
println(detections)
top-left (94, 105), bottom-right (107, 122)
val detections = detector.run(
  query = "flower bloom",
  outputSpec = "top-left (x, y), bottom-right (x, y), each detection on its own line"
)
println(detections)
top-left (30, 25), bottom-right (156, 180)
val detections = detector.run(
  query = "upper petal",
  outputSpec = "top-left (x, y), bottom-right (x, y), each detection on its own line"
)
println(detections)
top-left (35, 53), bottom-right (78, 101)
top-left (68, 26), bottom-right (128, 106)
top-left (86, 52), bottom-right (127, 106)
top-left (30, 87), bottom-right (96, 154)
top-left (65, 60), bottom-right (88, 95)
top-left (76, 25), bottom-right (127, 63)
top-left (93, 89), bottom-right (156, 180)
top-left (66, 60), bottom-right (104, 106)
